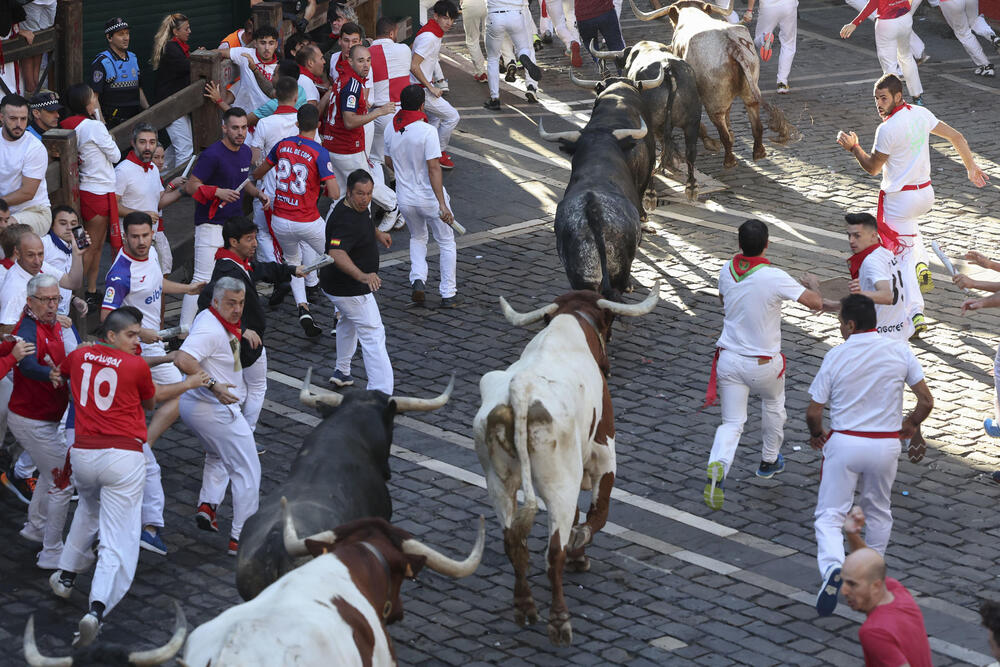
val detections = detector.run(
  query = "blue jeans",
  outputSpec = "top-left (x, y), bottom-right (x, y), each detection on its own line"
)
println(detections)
top-left (578, 9), bottom-right (625, 64)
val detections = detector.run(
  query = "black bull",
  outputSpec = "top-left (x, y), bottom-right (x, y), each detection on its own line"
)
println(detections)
top-left (235, 370), bottom-right (454, 601)
top-left (541, 80), bottom-right (656, 298)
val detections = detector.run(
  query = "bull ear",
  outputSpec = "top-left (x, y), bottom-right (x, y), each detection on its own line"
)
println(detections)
top-left (667, 6), bottom-right (679, 23)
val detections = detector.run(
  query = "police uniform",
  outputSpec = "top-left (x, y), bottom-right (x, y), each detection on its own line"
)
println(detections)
top-left (90, 22), bottom-right (143, 128)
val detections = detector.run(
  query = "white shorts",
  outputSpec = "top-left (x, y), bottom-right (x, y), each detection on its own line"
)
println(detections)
top-left (22, 3), bottom-right (57, 32)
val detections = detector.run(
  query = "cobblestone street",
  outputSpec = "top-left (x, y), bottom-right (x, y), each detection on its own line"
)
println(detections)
top-left (3, 1), bottom-right (1000, 664)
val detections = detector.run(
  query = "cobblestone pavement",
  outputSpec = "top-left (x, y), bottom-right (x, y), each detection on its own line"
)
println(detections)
top-left (3, 2), bottom-right (1000, 665)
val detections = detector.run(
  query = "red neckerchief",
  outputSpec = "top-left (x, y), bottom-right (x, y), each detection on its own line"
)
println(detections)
top-left (125, 150), bottom-right (153, 173)
top-left (847, 243), bottom-right (882, 280)
top-left (60, 115), bottom-right (88, 131)
top-left (393, 109), bottom-right (428, 133)
top-left (215, 247), bottom-right (252, 274)
top-left (275, 105), bottom-right (297, 114)
top-left (883, 102), bottom-right (910, 120)
top-left (728, 254), bottom-right (771, 282)
top-left (0, 258), bottom-right (13, 269)
top-left (417, 20), bottom-right (444, 38)
top-left (209, 306), bottom-right (242, 340)
top-left (299, 65), bottom-right (324, 85)
top-left (335, 57), bottom-right (353, 80)
top-left (172, 37), bottom-right (190, 58)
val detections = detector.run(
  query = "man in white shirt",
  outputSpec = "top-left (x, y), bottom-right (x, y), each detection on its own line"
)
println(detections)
top-left (806, 294), bottom-right (932, 617)
top-left (410, 2), bottom-right (461, 169)
top-left (0, 232), bottom-right (82, 336)
top-left (228, 25), bottom-right (280, 114)
top-left (40, 206), bottom-right (89, 350)
top-left (369, 17), bottom-right (413, 168)
top-left (483, 0), bottom-right (543, 109)
top-left (744, 0), bottom-right (798, 92)
top-left (174, 278), bottom-right (259, 556)
top-left (842, 0), bottom-right (928, 76)
top-left (295, 44), bottom-right (327, 106)
top-left (0, 95), bottom-right (51, 236)
top-left (385, 85), bottom-right (460, 307)
top-left (836, 73), bottom-right (989, 336)
top-left (703, 219), bottom-right (822, 511)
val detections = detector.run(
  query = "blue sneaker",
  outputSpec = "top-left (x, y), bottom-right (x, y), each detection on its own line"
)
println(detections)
top-left (139, 528), bottom-right (168, 556)
top-left (816, 565), bottom-right (842, 617)
top-left (984, 418), bottom-right (1000, 438)
top-left (703, 461), bottom-right (725, 511)
top-left (756, 453), bottom-right (785, 479)
top-left (992, 471), bottom-right (1000, 484)
top-left (329, 370), bottom-right (354, 387)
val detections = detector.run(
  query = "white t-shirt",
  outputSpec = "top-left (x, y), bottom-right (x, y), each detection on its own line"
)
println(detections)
top-left (872, 104), bottom-right (938, 192)
top-left (102, 247), bottom-right (163, 331)
top-left (250, 109), bottom-right (300, 196)
top-left (809, 331), bottom-right (924, 431)
top-left (0, 261), bottom-right (60, 325)
top-left (180, 308), bottom-right (247, 403)
top-left (858, 246), bottom-right (912, 340)
top-left (716, 261), bottom-right (805, 357)
top-left (0, 130), bottom-right (49, 213)
top-left (115, 159), bottom-right (164, 215)
top-left (410, 30), bottom-right (442, 85)
top-left (384, 119), bottom-right (443, 208)
top-left (41, 234), bottom-right (73, 315)
top-left (298, 73), bottom-right (320, 103)
top-left (75, 118), bottom-right (121, 195)
top-left (229, 47), bottom-right (278, 114)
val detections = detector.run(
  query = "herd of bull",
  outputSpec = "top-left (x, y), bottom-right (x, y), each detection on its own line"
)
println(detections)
top-left (20, 1), bottom-right (804, 664)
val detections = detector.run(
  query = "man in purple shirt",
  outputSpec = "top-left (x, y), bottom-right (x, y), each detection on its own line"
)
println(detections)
top-left (181, 108), bottom-right (269, 327)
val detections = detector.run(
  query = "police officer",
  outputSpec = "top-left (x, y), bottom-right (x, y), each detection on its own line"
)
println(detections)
top-left (90, 18), bottom-right (149, 129)
top-left (27, 91), bottom-right (62, 141)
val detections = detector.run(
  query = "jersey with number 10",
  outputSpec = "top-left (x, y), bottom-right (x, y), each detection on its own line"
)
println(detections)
top-left (265, 135), bottom-right (336, 222)
top-left (60, 344), bottom-right (155, 450)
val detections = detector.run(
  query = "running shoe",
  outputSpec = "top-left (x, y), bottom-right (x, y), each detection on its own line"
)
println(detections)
top-left (519, 54), bottom-right (542, 81)
top-left (816, 565), bottom-right (842, 617)
top-left (542, 31), bottom-right (553, 44)
top-left (525, 85), bottom-right (538, 104)
top-left (993, 35), bottom-right (1000, 53)
top-left (755, 453), bottom-right (785, 479)
top-left (776, 82), bottom-right (790, 94)
top-left (330, 369), bottom-right (354, 387)
top-left (474, 73), bottom-right (488, 83)
top-left (195, 502), bottom-right (219, 533)
top-left (916, 53), bottom-right (930, 65)
top-left (984, 418), bottom-right (1000, 438)
top-left (974, 64), bottom-right (995, 77)
top-left (140, 528), bottom-right (168, 556)
top-left (439, 152), bottom-right (455, 170)
top-left (760, 32), bottom-right (774, 62)
top-left (298, 306), bottom-right (322, 338)
top-left (483, 97), bottom-right (501, 111)
top-left (915, 262), bottom-right (934, 292)
top-left (411, 279), bottom-right (426, 304)
top-left (533, 34), bottom-right (542, 52)
top-left (992, 470), bottom-right (1000, 484)
top-left (1, 470), bottom-right (35, 504)
top-left (570, 41), bottom-right (583, 68)
top-left (912, 95), bottom-right (925, 106)
top-left (911, 313), bottom-right (927, 337)
top-left (73, 610), bottom-right (102, 648)
top-left (434, 77), bottom-right (450, 92)
top-left (505, 61), bottom-right (517, 82)
top-left (228, 538), bottom-right (239, 556)
top-left (703, 461), bottom-right (725, 511)
top-left (440, 295), bottom-right (463, 308)
top-left (19, 525), bottom-right (43, 543)
top-left (49, 570), bottom-right (74, 599)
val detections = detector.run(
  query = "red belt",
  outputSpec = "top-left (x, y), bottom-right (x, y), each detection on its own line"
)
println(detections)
top-left (703, 348), bottom-right (786, 408)
top-left (832, 429), bottom-right (901, 438)
top-left (875, 180), bottom-right (930, 255)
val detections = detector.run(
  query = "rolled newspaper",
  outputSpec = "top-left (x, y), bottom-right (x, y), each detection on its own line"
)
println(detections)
top-left (300, 254), bottom-right (335, 274)
top-left (180, 155), bottom-right (197, 179)
top-left (931, 241), bottom-right (969, 294)
top-left (234, 178), bottom-right (251, 192)
top-left (446, 219), bottom-right (467, 235)
top-left (157, 324), bottom-right (190, 339)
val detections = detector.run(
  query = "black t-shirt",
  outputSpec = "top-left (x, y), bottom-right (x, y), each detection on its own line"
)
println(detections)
top-left (320, 199), bottom-right (379, 297)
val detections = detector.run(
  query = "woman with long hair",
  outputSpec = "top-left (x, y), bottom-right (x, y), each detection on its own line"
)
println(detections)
top-left (152, 13), bottom-right (194, 169)
top-left (60, 83), bottom-right (121, 306)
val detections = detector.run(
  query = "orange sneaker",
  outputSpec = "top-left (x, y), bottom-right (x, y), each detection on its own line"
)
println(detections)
top-left (760, 32), bottom-right (774, 62)
top-left (439, 152), bottom-right (455, 170)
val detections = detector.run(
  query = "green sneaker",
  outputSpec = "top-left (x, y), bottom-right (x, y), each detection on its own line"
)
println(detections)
top-left (704, 462), bottom-right (725, 511)
top-left (911, 313), bottom-right (928, 338)
top-left (916, 262), bottom-right (934, 293)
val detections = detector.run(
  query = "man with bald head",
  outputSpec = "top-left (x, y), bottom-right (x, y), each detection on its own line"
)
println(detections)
top-left (841, 507), bottom-right (933, 667)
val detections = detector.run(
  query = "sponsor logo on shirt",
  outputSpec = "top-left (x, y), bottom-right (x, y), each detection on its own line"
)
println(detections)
top-left (104, 287), bottom-right (115, 301)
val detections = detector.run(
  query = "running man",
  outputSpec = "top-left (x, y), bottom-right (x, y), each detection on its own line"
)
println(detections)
top-left (410, 1), bottom-right (461, 169)
top-left (745, 0), bottom-right (798, 92)
top-left (841, 0), bottom-right (924, 104)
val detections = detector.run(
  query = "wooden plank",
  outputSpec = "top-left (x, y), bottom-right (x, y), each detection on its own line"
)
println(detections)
top-left (109, 81), bottom-right (206, 152)
top-left (190, 50), bottom-right (229, 151)
top-left (57, 0), bottom-right (83, 92)
top-left (0, 28), bottom-right (57, 61)
top-left (42, 130), bottom-right (79, 210)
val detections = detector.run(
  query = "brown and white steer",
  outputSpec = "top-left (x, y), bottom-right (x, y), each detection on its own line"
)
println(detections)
top-left (474, 285), bottom-right (659, 645)
top-left (183, 499), bottom-right (485, 666)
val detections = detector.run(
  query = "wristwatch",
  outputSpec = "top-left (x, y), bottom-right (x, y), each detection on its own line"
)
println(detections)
top-left (207, 377), bottom-right (217, 389)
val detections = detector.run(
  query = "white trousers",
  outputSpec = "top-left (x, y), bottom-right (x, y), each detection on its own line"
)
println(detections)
top-left (253, 200), bottom-right (319, 286)
top-left (845, 0), bottom-right (925, 66)
top-left (141, 442), bottom-right (164, 529)
top-left (545, 0), bottom-right (580, 49)
top-left (0, 374), bottom-right (11, 445)
top-left (166, 115), bottom-right (194, 170)
top-left (708, 350), bottom-right (786, 476)
top-left (325, 292), bottom-right (393, 394)
top-left (400, 198), bottom-right (458, 298)
top-left (815, 433), bottom-right (900, 576)
top-left (270, 215), bottom-right (327, 306)
top-left (755, 0), bottom-right (798, 84)
top-left (422, 92), bottom-right (460, 152)
top-left (875, 14), bottom-right (923, 97)
top-left (881, 186), bottom-right (934, 318)
top-left (939, 0), bottom-right (990, 66)
top-left (179, 394), bottom-right (260, 540)
top-left (9, 412), bottom-right (71, 568)
top-left (486, 11), bottom-right (538, 99)
top-left (242, 347), bottom-right (267, 432)
top-left (329, 152), bottom-right (399, 224)
top-left (59, 447), bottom-right (144, 614)
top-left (181, 224), bottom-right (223, 328)
top-left (370, 112), bottom-right (395, 165)
top-left (463, 0), bottom-right (489, 75)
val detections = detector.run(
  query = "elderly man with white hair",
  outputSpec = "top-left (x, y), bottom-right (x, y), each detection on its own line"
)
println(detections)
top-left (7, 273), bottom-right (74, 569)
top-left (173, 277), bottom-right (259, 556)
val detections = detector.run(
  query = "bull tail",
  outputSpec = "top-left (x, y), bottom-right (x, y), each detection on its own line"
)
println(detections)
top-left (584, 192), bottom-right (618, 301)
top-left (509, 385), bottom-right (539, 541)
top-left (730, 40), bottom-right (762, 107)
top-left (762, 100), bottom-right (799, 144)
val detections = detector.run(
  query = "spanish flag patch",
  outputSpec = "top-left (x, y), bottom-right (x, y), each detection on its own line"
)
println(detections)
top-left (329, 238), bottom-right (341, 247)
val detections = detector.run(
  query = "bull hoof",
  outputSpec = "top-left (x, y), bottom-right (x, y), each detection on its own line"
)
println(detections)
top-left (753, 146), bottom-right (766, 161)
top-left (685, 185), bottom-right (698, 201)
top-left (566, 553), bottom-right (590, 572)
top-left (723, 154), bottom-right (738, 168)
top-left (514, 597), bottom-right (538, 626)
top-left (548, 612), bottom-right (573, 646)
top-left (569, 524), bottom-right (592, 551)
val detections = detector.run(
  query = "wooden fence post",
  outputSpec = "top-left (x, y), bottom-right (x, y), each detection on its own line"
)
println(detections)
top-left (42, 130), bottom-right (79, 210)
top-left (253, 2), bottom-right (286, 50)
top-left (189, 50), bottom-right (230, 151)
top-left (55, 0), bottom-right (83, 93)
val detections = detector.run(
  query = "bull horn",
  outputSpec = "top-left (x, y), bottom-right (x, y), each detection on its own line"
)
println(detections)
top-left (391, 374), bottom-right (455, 412)
top-left (23, 616), bottom-right (73, 667)
top-left (589, 39), bottom-right (624, 60)
top-left (402, 515), bottom-right (485, 578)
top-left (597, 280), bottom-right (660, 316)
top-left (538, 117), bottom-right (582, 143)
top-left (499, 296), bottom-right (558, 327)
top-left (612, 117), bottom-right (648, 140)
top-left (629, 0), bottom-right (673, 21)
top-left (127, 602), bottom-right (187, 666)
top-left (637, 66), bottom-right (665, 90)
top-left (569, 70), bottom-right (601, 89)
top-left (299, 367), bottom-right (344, 409)
top-left (282, 496), bottom-right (337, 558)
